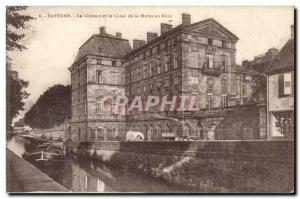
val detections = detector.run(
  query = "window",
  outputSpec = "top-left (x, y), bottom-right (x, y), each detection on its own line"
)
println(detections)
top-left (96, 101), bottom-right (103, 115)
top-left (220, 55), bottom-right (226, 72)
top-left (207, 93), bottom-right (213, 108)
top-left (146, 50), bottom-right (150, 58)
top-left (96, 128), bottom-right (105, 140)
top-left (157, 85), bottom-right (162, 94)
top-left (105, 128), bottom-right (112, 140)
top-left (243, 128), bottom-right (253, 140)
top-left (90, 129), bottom-right (96, 139)
top-left (191, 51), bottom-right (198, 68)
top-left (222, 41), bottom-right (226, 48)
top-left (157, 62), bottom-right (161, 74)
top-left (131, 70), bottom-right (135, 81)
top-left (150, 84), bottom-right (154, 92)
top-left (207, 78), bottom-right (213, 88)
top-left (242, 84), bottom-right (247, 96)
top-left (208, 38), bottom-right (212, 46)
top-left (205, 55), bottom-right (213, 68)
top-left (150, 62), bottom-right (153, 76)
top-left (221, 79), bottom-right (227, 94)
top-left (113, 128), bottom-right (118, 139)
top-left (96, 70), bottom-right (103, 83)
top-left (173, 53), bottom-right (178, 69)
top-left (191, 77), bottom-right (198, 84)
top-left (102, 60), bottom-right (112, 66)
top-left (164, 56), bottom-right (169, 71)
top-left (271, 111), bottom-right (293, 139)
top-left (236, 75), bottom-right (241, 95)
top-left (98, 89), bottom-right (102, 97)
top-left (279, 72), bottom-right (293, 97)
top-left (164, 80), bottom-right (169, 92)
top-left (143, 67), bottom-right (148, 79)
top-left (221, 95), bottom-right (227, 107)
top-left (111, 100), bottom-right (116, 115)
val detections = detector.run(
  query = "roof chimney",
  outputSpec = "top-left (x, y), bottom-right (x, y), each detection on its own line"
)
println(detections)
top-left (116, 32), bottom-right (122, 38)
top-left (182, 13), bottom-right (191, 25)
top-left (242, 60), bottom-right (249, 67)
top-left (139, 40), bottom-right (146, 46)
top-left (291, 25), bottom-right (294, 38)
top-left (266, 48), bottom-right (279, 60)
top-left (133, 39), bottom-right (146, 50)
top-left (100, 26), bottom-right (106, 35)
top-left (147, 32), bottom-right (158, 43)
top-left (161, 23), bottom-right (173, 35)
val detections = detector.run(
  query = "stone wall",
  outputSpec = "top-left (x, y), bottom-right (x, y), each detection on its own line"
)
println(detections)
top-left (67, 140), bottom-right (294, 193)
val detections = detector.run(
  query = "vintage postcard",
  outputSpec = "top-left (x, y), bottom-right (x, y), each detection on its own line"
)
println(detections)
top-left (6, 6), bottom-right (295, 194)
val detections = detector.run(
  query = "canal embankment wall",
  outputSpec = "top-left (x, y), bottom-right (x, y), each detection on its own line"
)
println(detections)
top-left (66, 140), bottom-right (294, 193)
top-left (6, 148), bottom-right (68, 192)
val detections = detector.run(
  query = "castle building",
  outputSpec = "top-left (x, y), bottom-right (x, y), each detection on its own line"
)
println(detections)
top-left (68, 27), bottom-right (131, 142)
top-left (69, 14), bottom-right (258, 142)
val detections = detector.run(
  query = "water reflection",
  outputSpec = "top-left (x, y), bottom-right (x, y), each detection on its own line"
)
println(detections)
top-left (7, 136), bottom-right (27, 157)
top-left (7, 136), bottom-right (193, 193)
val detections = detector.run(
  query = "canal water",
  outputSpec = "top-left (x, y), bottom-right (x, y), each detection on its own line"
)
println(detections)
top-left (7, 136), bottom-right (194, 193)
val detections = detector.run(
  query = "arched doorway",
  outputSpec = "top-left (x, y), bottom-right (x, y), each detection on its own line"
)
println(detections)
top-left (163, 124), bottom-right (171, 141)
top-left (112, 127), bottom-right (118, 140)
top-left (184, 124), bottom-right (192, 138)
top-left (172, 125), bottom-right (178, 140)
top-left (197, 123), bottom-right (203, 140)
top-left (147, 125), bottom-right (154, 141)
top-left (156, 125), bottom-right (162, 141)
top-left (208, 123), bottom-right (217, 140)
top-left (142, 125), bottom-right (148, 140)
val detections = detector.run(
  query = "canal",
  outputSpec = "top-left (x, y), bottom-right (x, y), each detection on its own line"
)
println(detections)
top-left (7, 136), bottom-right (194, 193)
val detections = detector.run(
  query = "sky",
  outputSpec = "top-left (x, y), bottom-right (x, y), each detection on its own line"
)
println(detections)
top-left (8, 6), bottom-right (294, 121)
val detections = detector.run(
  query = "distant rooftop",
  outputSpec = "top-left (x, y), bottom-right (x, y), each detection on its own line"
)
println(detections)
top-left (72, 26), bottom-right (132, 65)
top-left (266, 38), bottom-right (294, 75)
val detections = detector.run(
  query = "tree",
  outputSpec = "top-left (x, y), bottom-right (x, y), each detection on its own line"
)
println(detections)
top-left (24, 85), bottom-right (71, 129)
top-left (6, 6), bottom-right (33, 131)
top-left (6, 64), bottom-right (29, 129)
top-left (247, 74), bottom-right (267, 104)
top-left (6, 6), bottom-right (34, 51)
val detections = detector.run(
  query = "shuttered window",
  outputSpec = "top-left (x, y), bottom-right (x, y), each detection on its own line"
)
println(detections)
top-left (279, 72), bottom-right (293, 98)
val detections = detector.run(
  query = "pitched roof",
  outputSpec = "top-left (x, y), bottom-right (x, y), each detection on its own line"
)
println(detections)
top-left (126, 18), bottom-right (238, 57)
top-left (73, 34), bottom-right (132, 64)
top-left (266, 38), bottom-right (294, 75)
top-left (185, 18), bottom-right (239, 41)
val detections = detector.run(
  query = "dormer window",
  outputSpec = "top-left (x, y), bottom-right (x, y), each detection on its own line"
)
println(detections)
top-left (222, 41), bottom-right (226, 48)
top-left (208, 38), bottom-right (212, 46)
